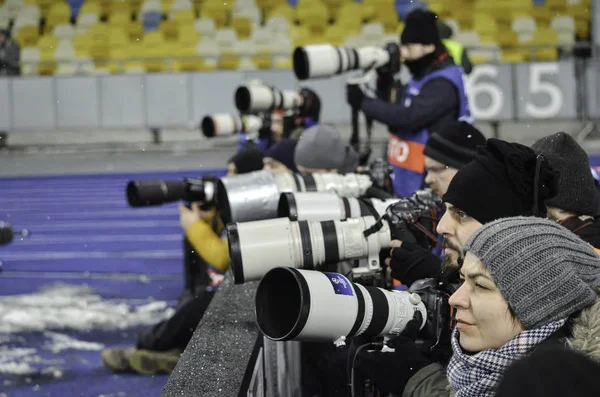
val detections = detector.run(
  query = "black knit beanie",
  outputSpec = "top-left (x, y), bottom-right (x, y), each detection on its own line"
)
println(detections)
top-left (442, 138), bottom-right (558, 224)
top-left (423, 121), bottom-right (487, 169)
top-left (228, 147), bottom-right (265, 174)
top-left (401, 10), bottom-right (442, 46)
top-left (531, 132), bottom-right (596, 215)
top-left (265, 139), bottom-right (298, 172)
top-left (496, 345), bottom-right (600, 397)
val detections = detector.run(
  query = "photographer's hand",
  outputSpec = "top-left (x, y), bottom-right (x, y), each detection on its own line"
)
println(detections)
top-left (355, 312), bottom-right (430, 395)
top-left (346, 75), bottom-right (376, 110)
top-left (385, 240), bottom-right (442, 287)
top-left (179, 202), bottom-right (215, 231)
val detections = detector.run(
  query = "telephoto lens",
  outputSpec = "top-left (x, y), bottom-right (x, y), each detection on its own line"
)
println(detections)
top-left (227, 215), bottom-right (391, 284)
top-left (255, 268), bottom-right (427, 342)
top-left (235, 85), bottom-right (301, 114)
top-left (217, 170), bottom-right (373, 224)
top-left (293, 44), bottom-right (392, 80)
top-left (200, 114), bottom-right (264, 138)
top-left (126, 177), bottom-right (217, 207)
top-left (278, 192), bottom-right (399, 222)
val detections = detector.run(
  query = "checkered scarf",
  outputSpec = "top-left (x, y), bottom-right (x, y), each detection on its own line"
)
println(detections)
top-left (447, 319), bottom-right (566, 397)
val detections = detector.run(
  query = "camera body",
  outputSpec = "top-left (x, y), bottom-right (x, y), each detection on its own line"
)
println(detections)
top-left (408, 278), bottom-right (454, 352)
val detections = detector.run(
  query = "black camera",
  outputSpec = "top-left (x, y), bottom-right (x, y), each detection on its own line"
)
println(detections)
top-left (126, 176), bottom-right (219, 208)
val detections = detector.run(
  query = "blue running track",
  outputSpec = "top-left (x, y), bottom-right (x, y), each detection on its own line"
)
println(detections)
top-left (0, 169), bottom-right (226, 397)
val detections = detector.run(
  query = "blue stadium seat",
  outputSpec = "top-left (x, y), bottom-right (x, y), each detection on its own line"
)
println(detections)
top-left (142, 11), bottom-right (163, 32)
top-left (66, 0), bottom-right (86, 19)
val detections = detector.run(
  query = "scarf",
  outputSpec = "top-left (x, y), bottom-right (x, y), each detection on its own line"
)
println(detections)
top-left (447, 319), bottom-right (566, 397)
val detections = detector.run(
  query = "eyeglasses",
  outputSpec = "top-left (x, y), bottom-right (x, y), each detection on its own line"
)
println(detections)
top-left (425, 165), bottom-right (450, 175)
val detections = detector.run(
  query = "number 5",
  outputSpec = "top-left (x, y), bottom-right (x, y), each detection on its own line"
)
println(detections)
top-left (525, 63), bottom-right (563, 118)
top-left (465, 65), bottom-right (504, 120)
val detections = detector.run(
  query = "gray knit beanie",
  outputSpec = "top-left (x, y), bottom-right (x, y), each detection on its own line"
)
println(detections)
top-left (531, 132), bottom-right (596, 215)
top-left (294, 124), bottom-right (346, 170)
top-left (464, 216), bottom-right (600, 329)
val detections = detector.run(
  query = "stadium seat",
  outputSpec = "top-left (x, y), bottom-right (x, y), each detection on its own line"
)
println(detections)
top-left (78, 13), bottom-right (100, 28)
top-left (171, 8), bottom-right (195, 23)
top-left (443, 19), bottom-right (460, 35)
top-left (142, 10), bottom-right (163, 31)
top-left (201, 5), bottom-right (229, 28)
top-left (178, 25), bottom-right (200, 45)
top-left (194, 18), bottom-right (216, 37)
top-left (54, 39), bottom-right (77, 74)
top-left (520, 28), bottom-right (559, 61)
top-left (80, 1), bottom-right (102, 16)
top-left (196, 38), bottom-right (220, 69)
top-left (13, 23), bottom-right (39, 48)
top-left (512, 16), bottom-right (536, 42)
top-left (109, 11), bottom-right (131, 26)
top-left (171, 0), bottom-right (193, 12)
top-left (37, 34), bottom-right (59, 75)
top-left (54, 24), bottom-right (76, 40)
top-left (454, 31), bottom-right (481, 48)
top-left (159, 19), bottom-right (180, 40)
top-left (267, 4), bottom-right (294, 21)
top-left (17, 4), bottom-right (40, 20)
top-left (232, 6), bottom-right (262, 26)
top-left (372, 2), bottom-right (400, 33)
top-left (265, 15), bottom-right (289, 35)
top-left (21, 47), bottom-right (40, 75)
top-left (140, 30), bottom-right (169, 72)
top-left (323, 24), bottom-right (347, 46)
top-left (45, 2), bottom-right (72, 34)
top-left (141, 0), bottom-right (161, 13)
top-left (231, 16), bottom-right (253, 39)
top-left (335, 12), bottom-right (363, 36)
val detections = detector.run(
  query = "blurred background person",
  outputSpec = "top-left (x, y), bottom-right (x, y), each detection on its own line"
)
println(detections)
top-left (437, 20), bottom-right (473, 75)
top-left (0, 29), bottom-right (20, 76)
top-left (346, 10), bottom-right (472, 198)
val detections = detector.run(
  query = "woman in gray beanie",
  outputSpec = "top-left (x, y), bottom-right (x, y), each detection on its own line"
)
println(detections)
top-left (402, 216), bottom-right (600, 397)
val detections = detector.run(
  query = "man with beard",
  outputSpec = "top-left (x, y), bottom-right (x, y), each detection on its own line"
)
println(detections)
top-left (346, 9), bottom-right (472, 198)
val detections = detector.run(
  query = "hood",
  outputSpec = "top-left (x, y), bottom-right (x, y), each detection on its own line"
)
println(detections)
top-left (566, 287), bottom-right (600, 361)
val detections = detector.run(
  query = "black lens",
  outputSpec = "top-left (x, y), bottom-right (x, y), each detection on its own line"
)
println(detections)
top-left (126, 180), bottom-right (185, 207)
top-left (216, 179), bottom-right (232, 224)
top-left (201, 116), bottom-right (217, 138)
top-left (0, 222), bottom-right (13, 245)
top-left (256, 267), bottom-right (306, 340)
top-left (293, 47), bottom-right (310, 81)
top-left (277, 192), bottom-right (298, 220)
top-left (227, 223), bottom-right (245, 284)
top-left (234, 86), bottom-right (252, 113)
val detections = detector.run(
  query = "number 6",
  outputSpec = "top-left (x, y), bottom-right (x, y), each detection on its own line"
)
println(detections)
top-left (525, 63), bottom-right (563, 118)
top-left (465, 65), bottom-right (504, 120)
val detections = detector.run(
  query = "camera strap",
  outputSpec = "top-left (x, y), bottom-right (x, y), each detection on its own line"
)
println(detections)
top-left (532, 154), bottom-right (545, 217)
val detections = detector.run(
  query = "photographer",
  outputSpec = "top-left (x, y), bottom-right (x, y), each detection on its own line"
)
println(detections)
top-left (346, 10), bottom-right (472, 198)
top-left (237, 88), bottom-right (321, 153)
top-left (101, 148), bottom-right (264, 375)
top-left (388, 121), bottom-right (486, 288)
top-left (262, 138), bottom-right (299, 173)
top-left (0, 29), bottom-right (20, 76)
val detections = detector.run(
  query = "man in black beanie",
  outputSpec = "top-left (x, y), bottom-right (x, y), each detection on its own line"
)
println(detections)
top-left (423, 121), bottom-right (487, 197)
top-left (531, 132), bottom-right (600, 248)
top-left (346, 9), bottom-right (472, 199)
top-left (385, 121), bottom-right (487, 287)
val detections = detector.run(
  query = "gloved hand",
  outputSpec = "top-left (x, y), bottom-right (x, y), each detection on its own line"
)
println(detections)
top-left (386, 241), bottom-right (442, 287)
top-left (346, 78), bottom-right (376, 110)
top-left (354, 311), bottom-right (430, 395)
